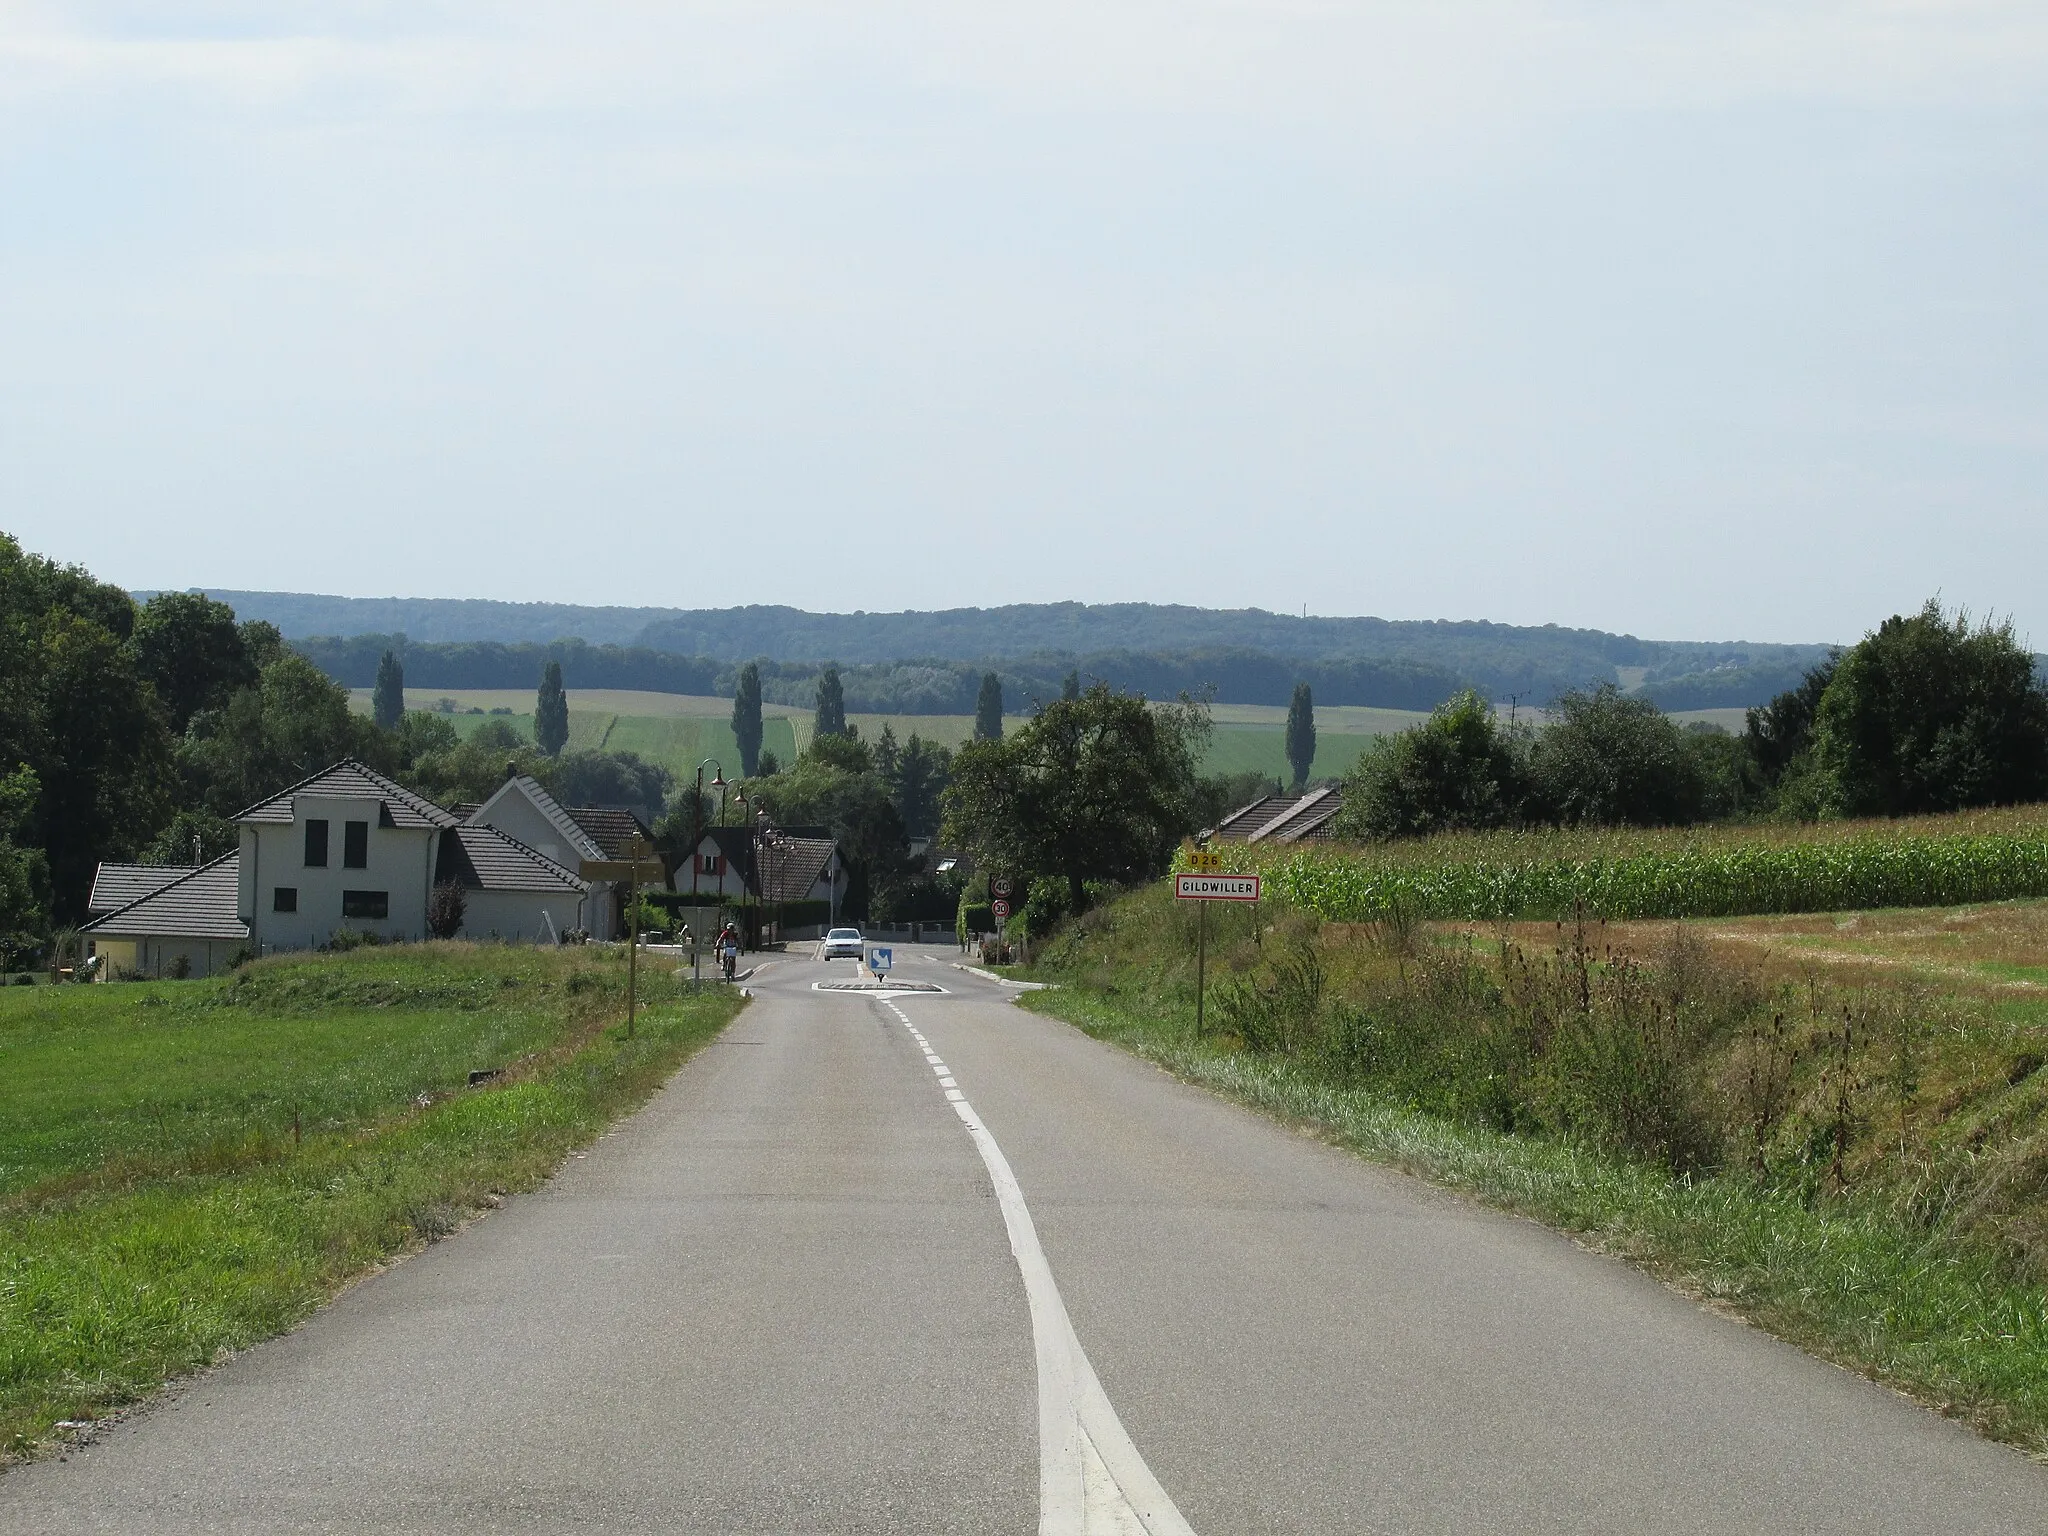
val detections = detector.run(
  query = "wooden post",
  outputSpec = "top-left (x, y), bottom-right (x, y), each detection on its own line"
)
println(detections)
top-left (626, 840), bottom-right (643, 1038)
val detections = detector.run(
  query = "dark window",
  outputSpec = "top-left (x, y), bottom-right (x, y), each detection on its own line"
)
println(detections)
top-left (342, 890), bottom-right (389, 920)
top-left (304, 819), bottom-right (328, 867)
top-left (343, 820), bottom-right (368, 868)
top-left (273, 887), bottom-right (298, 913)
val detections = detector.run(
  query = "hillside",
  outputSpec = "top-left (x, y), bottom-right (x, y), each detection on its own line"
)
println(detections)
top-left (193, 591), bottom-right (1839, 709)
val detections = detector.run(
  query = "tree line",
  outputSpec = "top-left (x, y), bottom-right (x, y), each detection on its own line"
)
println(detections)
top-left (291, 633), bottom-right (1866, 716)
top-left (0, 536), bottom-right (679, 965)
top-left (1336, 601), bottom-right (2048, 839)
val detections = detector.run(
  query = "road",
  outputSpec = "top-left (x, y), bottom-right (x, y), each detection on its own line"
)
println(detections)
top-left (5, 946), bottom-right (2044, 1533)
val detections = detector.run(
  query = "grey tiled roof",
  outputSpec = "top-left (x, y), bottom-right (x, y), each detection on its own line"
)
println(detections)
top-left (1212, 787), bottom-right (1344, 844)
top-left (88, 863), bottom-right (190, 915)
top-left (1250, 786), bottom-right (1343, 843)
top-left (235, 759), bottom-right (458, 829)
top-left (564, 806), bottom-right (653, 861)
top-left (467, 777), bottom-right (605, 864)
top-left (756, 835), bottom-right (836, 901)
top-left (82, 853), bottom-right (249, 941)
top-left (1211, 795), bottom-right (1298, 841)
top-left (435, 826), bottom-right (589, 894)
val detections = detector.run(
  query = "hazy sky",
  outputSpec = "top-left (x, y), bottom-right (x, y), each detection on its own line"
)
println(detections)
top-left (3, 3), bottom-right (2043, 645)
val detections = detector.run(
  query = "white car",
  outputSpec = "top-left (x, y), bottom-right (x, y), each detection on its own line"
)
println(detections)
top-left (820, 927), bottom-right (864, 960)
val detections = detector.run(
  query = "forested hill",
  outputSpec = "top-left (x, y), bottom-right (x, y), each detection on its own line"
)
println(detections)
top-left (185, 591), bottom-right (1836, 708)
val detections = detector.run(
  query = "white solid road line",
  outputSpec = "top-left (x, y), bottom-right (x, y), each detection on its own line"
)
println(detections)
top-left (884, 1000), bottom-right (1197, 1536)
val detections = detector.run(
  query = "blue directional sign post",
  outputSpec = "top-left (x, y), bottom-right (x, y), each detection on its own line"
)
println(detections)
top-left (869, 946), bottom-right (893, 976)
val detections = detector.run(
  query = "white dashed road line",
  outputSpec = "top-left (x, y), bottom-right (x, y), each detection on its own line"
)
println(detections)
top-left (882, 1000), bottom-right (1197, 1536)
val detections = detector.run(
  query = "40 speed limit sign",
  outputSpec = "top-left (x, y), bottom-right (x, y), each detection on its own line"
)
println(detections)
top-left (1174, 873), bottom-right (1261, 902)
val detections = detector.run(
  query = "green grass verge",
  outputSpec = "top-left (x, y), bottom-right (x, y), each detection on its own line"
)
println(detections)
top-left (0, 946), bottom-right (744, 1462)
top-left (1020, 982), bottom-right (2048, 1457)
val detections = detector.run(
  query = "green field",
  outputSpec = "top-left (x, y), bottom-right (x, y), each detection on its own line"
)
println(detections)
top-left (0, 946), bottom-right (743, 1460)
top-left (354, 688), bottom-right (1420, 783)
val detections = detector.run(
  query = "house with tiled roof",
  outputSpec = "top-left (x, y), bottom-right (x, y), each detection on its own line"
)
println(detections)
top-left (81, 853), bottom-right (250, 979)
top-left (1208, 785), bottom-right (1344, 844)
top-left (465, 775), bottom-right (665, 940)
top-left (231, 759), bottom-right (589, 952)
top-left (87, 862), bottom-right (191, 918)
top-left (684, 824), bottom-right (845, 914)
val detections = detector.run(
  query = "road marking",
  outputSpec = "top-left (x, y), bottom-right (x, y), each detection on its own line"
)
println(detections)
top-left (884, 1001), bottom-right (1197, 1536)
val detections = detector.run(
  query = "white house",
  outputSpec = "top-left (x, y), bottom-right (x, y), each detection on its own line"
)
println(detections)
top-left (465, 775), bottom-right (664, 940)
top-left (231, 760), bottom-right (588, 952)
top-left (683, 824), bottom-right (845, 913)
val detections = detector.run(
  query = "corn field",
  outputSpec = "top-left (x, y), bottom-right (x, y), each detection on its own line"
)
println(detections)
top-left (1212, 822), bottom-right (2048, 922)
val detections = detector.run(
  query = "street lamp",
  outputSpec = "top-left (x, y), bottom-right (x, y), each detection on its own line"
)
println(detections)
top-left (690, 760), bottom-right (729, 894)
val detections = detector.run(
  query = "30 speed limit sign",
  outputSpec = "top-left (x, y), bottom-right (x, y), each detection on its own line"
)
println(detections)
top-left (991, 897), bottom-right (1011, 920)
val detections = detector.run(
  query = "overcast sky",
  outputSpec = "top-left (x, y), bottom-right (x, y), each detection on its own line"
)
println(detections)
top-left (2, 3), bottom-right (2043, 645)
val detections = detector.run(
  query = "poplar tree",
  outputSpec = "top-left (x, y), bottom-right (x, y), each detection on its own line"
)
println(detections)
top-left (732, 662), bottom-right (764, 775)
top-left (814, 664), bottom-right (847, 739)
top-left (974, 672), bottom-right (1004, 741)
top-left (535, 660), bottom-right (569, 756)
top-left (372, 649), bottom-right (405, 731)
top-left (1285, 681), bottom-right (1316, 790)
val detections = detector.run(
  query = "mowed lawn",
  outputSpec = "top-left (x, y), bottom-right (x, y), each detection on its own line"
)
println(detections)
top-left (0, 946), bottom-right (743, 1460)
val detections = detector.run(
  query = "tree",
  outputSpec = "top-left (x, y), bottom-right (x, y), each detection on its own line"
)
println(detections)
top-left (0, 766), bottom-right (49, 968)
top-left (891, 734), bottom-right (952, 838)
top-left (814, 663), bottom-right (847, 739)
top-left (1338, 690), bottom-right (1530, 839)
top-left (944, 683), bottom-right (1209, 911)
top-left (181, 652), bottom-right (381, 818)
top-left (1061, 670), bottom-right (1081, 702)
top-left (732, 662), bottom-right (764, 775)
top-left (1810, 601), bottom-right (2048, 817)
top-left (1284, 682), bottom-right (1317, 790)
top-left (974, 672), bottom-right (1004, 741)
top-left (426, 880), bottom-right (467, 940)
top-left (1530, 683), bottom-right (1704, 827)
top-left (756, 749), bottom-right (782, 778)
top-left (372, 649), bottom-right (406, 732)
top-left (31, 613), bottom-right (177, 919)
top-left (1745, 655), bottom-right (1838, 787)
top-left (547, 750), bottom-right (672, 819)
top-left (129, 591), bottom-right (258, 734)
top-left (749, 740), bottom-right (907, 921)
top-left (535, 659), bottom-right (569, 757)
top-left (400, 719), bottom-right (547, 806)
top-left (0, 537), bottom-right (177, 922)
top-left (873, 723), bottom-right (900, 780)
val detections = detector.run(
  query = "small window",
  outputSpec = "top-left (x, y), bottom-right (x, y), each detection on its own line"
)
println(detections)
top-left (304, 819), bottom-right (329, 867)
top-left (343, 820), bottom-right (368, 868)
top-left (342, 890), bottom-right (389, 920)
top-left (699, 853), bottom-right (724, 875)
top-left (273, 887), bottom-right (298, 913)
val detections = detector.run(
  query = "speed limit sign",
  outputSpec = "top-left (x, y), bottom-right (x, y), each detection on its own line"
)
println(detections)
top-left (991, 876), bottom-right (1013, 897)
top-left (991, 898), bottom-right (1011, 921)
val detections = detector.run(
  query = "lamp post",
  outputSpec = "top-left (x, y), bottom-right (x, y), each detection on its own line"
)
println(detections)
top-left (690, 758), bottom-right (728, 902)
top-left (688, 759), bottom-right (726, 989)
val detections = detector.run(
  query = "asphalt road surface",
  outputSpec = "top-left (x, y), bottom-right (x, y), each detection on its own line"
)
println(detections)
top-left (6, 946), bottom-right (2045, 1533)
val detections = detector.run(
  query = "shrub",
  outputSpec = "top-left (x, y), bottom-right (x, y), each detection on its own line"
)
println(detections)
top-left (1337, 689), bottom-right (1531, 839)
top-left (426, 881), bottom-right (467, 940)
